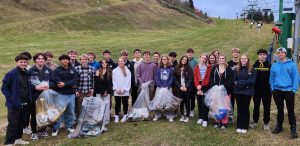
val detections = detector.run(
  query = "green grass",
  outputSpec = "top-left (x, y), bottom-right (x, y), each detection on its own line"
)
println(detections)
top-left (0, 0), bottom-right (299, 145)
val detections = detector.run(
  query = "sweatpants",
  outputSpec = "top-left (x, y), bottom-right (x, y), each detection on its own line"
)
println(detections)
top-left (236, 94), bottom-right (252, 130)
top-left (253, 88), bottom-right (271, 124)
top-left (115, 96), bottom-right (129, 115)
top-left (272, 90), bottom-right (296, 126)
top-left (5, 105), bottom-right (30, 145)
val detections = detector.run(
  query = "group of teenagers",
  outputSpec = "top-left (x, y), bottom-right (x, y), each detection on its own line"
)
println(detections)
top-left (2, 46), bottom-right (299, 145)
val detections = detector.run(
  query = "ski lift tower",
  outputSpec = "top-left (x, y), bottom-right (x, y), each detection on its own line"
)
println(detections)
top-left (248, 0), bottom-right (258, 22)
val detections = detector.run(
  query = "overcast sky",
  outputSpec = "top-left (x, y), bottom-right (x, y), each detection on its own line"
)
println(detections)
top-left (193, 0), bottom-right (295, 19)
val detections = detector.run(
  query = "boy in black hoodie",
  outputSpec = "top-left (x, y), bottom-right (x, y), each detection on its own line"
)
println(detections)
top-left (249, 49), bottom-right (272, 130)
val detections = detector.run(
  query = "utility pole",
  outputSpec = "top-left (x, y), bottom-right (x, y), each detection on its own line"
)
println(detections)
top-left (293, 0), bottom-right (300, 62)
top-left (248, 0), bottom-right (258, 22)
top-left (279, 0), bottom-right (284, 22)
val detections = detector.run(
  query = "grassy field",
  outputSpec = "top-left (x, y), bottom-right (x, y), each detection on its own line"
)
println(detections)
top-left (0, 0), bottom-right (299, 145)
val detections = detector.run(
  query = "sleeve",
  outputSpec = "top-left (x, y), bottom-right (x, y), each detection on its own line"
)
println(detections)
top-left (167, 69), bottom-right (174, 88)
top-left (65, 69), bottom-right (78, 87)
top-left (173, 69), bottom-right (181, 88)
top-left (292, 63), bottom-right (299, 93)
top-left (194, 66), bottom-right (200, 87)
top-left (49, 70), bottom-right (55, 89)
top-left (28, 69), bottom-right (37, 90)
top-left (136, 64), bottom-right (142, 85)
top-left (209, 66), bottom-right (216, 88)
top-left (236, 69), bottom-right (256, 86)
top-left (155, 69), bottom-right (162, 87)
top-left (1, 72), bottom-right (12, 99)
top-left (123, 69), bottom-right (131, 92)
top-left (112, 69), bottom-right (118, 91)
top-left (224, 69), bottom-right (234, 91)
top-left (269, 66), bottom-right (275, 91)
top-left (202, 66), bottom-right (211, 87)
top-left (91, 68), bottom-right (95, 89)
top-left (185, 68), bottom-right (193, 88)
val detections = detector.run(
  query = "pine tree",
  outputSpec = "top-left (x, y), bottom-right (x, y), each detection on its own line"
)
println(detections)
top-left (268, 12), bottom-right (274, 22)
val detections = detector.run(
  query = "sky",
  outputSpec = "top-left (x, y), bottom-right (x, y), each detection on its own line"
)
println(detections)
top-left (193, 0), bottom-right (295, 20)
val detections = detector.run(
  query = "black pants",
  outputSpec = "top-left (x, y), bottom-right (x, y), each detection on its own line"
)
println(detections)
top-left (236, 94), bottom-right (252, 130)
top-left (230, 93), bottom-right (236, 115)
top-left (30, 99), bottom-right (46, 134)
top-left (131, 85), bottom-right (138, 106)
top-left (273, 90), bottom-right (296, 126)
top-left (190, 86), bottom-right (196, 111)
top-left (115, 96), bottom-right (129, 115)
top-left (253, 88), bottom-right (271, 124)
top-left (179, 91), bottom-right (191, 117)
top-left (197, 94), bottom-right (209, 121)
top-left (5, 106), bottom-right (30, 145)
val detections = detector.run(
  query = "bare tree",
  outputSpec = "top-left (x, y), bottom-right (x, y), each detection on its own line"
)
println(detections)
top-left (189, 0), bottom-right (194, 9)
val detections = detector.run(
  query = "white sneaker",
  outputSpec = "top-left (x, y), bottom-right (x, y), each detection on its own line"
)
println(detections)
top-left (249, 122), bottom-right (258, 128)
top-left (14, 139), bottom-right (29, 145)
top-left (23, 127), bottom-right (32, 134)
top-left (264, 124), bottom-right (270, 131)
top-left (241, 129), bottom-right (247, 134)
top-left (5, 144), bottom-right (13, 146)
top-left (202, 121), bottom-right (208, 127)
top-left (121, 115), bottom-right (127, 123)
top-left (102, 126), bottom-right (108, 132)
top-left (67, 128), bottom-right (75, 133)
top-left (40, 131), bottom-right (49, 138)
top-left (169, 118), bottom-right (174, 122)
top-left (197, 119), bottom-right (203, 125)
top-left (31, 133), bottom-right (39, 141)
top-left (51, 130), bottom-right (59, 137)
top-left (179, 116), bottom-right (185, 122)
top-left (153, 115), bottom-right (161, 121)
top-left (236, 129), bottom-right (242, 133)
top-left (190, 111), bottom-right (194, 117)
top-left (114, 115), bottom-right (119, 123)
top-left (183, 117), bottom-right (189, 123)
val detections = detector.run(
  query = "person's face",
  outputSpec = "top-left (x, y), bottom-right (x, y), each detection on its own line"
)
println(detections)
top-left (181, 57), bottom-right (188, 65)
top-left (214, 51), bottom-right (219, 57)
top-left (232, 51), bottom-right (240, 58)
top-left (161, 56), bottom-right (168, 65)
top-left (258, 53), bottom-right (267, 61)
top-left (169, 56), bottom-right (175, 62)
top-left (218, 56), bottom-right (226, 64)
top-left (186, 52), bottom-right (193, 59)
top-left (103, 53), bottom-right (111, 60)
top-left (36, 55), bottom-right (45, 66)
top-left (122, 54), bottom-right (128, 62)
top-left (209, 55), bottom-right (216, 64)
top-left (17, 59), bottom-right (28, 69)
top-left (144, 53), bottom-right (150, 61)
top-left (46, 56), bottom-right (52, 63)
top-left (102, 60), bottom-right (108, 68)
top-left (277, 51), bottom-right (286, 60)
top-left (80, 57), bottom-right (88, 66)
top-left (118, 58), bottom-right (125, 67)
top-left (87, 54), bottom-right (95, 61)
top-left (153, 54), bottom-right (160, 62)
top-left (200, 55), bottom-right (207, 64)
top-left (240, 55), bottom-right (248, 66)
top-left (134, 51), bottom-right (141, 58)
top-left (68, 52), bottom-right (77, 60)
top-left (60, 59), bottom-right (70, 67)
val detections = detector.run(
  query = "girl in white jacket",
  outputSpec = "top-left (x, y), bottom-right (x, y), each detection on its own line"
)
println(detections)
top-left (113, 57), bottom-right (131, 123)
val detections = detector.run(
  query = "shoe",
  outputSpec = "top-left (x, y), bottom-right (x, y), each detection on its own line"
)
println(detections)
top-left (5, 144), bottom-right (13, 146)
top-left (153, 115), bottom-right (161, 121)
top-left (272, 123), bottom-right (283, 134)
top-left (67, 128), bottom-right (75, 133)
top-left (220, 124), bottom-right (227, 130)
top-left (179, 116), bottom-right (185, 122)
top-left (23, 127), bottom-right (32, 134)
top-left (228, 116), bottom-right (234, 124)
top-left (169, 118), bottom-right (174, 122)
top-left (183, 117), bottom-right (189, 123)
top-left (40, 131), bottom-right (49, 138)
top-left (114, 115), bottom-right (119, 123)
top-left (102, 126), bottom-right (108, 132)
top-left (263, 124), bottom-right (270, 131)
top-left (51, 130), bottom-right (59, 137)
top-left (202, 121), bottom-right (208, 127)
top-left (14, 139), bottom-right (30, 145)
top-left (190, 110), bottom-right (194, 117)
top-left (31, 133), bottom-right (39, 141)
top-left (214, 123), bottom-right (221, 128)
top-left (249, 121), bottom-right (258, 128)
top-left (121, 115), bottom-right (127, 123)
top-left (197, 119), bottom-right (203, 125)
top-left (236, 129), bottom-right (242, 133)
top-left (241, 129), bottom-right (248, 134)
top-left (290, 125), bottom-right (299, 139)
top-left (60, 123), bottom-right (66, 129)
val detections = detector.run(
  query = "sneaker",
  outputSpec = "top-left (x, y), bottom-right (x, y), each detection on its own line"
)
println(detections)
top-left (169, 118), bottom-right (174, 122)
top-left (197, 119), bottom-right (203, 125)
top-left (202, 121), bottom-right (208, 127)
top-left (236, 129), bottom-right (242, 133)
top-left (179, 116), bottom-right (185, 122)
top-left (14, 139), bottom-right (29, 145)
top-left (263, 124), bottom-right (270, 131)
top-left (31, 133), bottom-right (39, 141)
top-left (114, 115), bottom-right (119, 123)
top-left (121, 115), bottom-right (127, 123)
top-left (272, 123), bottom-right (283, 134)
top-left (102, 126), bottom-right (108, 132)
top-left (5, 144), bottom-right (13, 146)
top-left (190, 110), bottom-right (194, 117)
top-left (249, 121), bottom-right (258, 128)
top-left (60, 123), bottom-right (66, 129)
top-left (67, 128), bottom-right (75, 133)
top-left (290, 125), bottom-right (299, 139)
top-left (183, 117), bottom-right (189, 123)
top-left (153, 115), bottom-right (161, 121)
top-left (241, 129), bottom-right (248, 134)
top-left (51, 130), bottom-right (59, 137)
top-left (220, 125), bottom-right (227, 130)
top-left (40, 131), bottom-right (49, 138)
top-left (23, 127), bottom-right (32, 134)
top-left (214, 123), bottom-right (221, 128)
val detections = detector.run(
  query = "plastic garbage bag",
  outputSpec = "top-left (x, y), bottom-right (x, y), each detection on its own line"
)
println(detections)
top-left (128, 81), bottom-right (152, 121)
top-left (148, 88), bottom-right (181, 113)
top-left (68, 96), bottom-right (107, 138)
top-left (204, 85), bottom-right (231, 120)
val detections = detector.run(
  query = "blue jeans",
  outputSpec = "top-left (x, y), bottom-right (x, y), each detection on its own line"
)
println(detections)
top-left (53, 94), bottom-right (75, 131)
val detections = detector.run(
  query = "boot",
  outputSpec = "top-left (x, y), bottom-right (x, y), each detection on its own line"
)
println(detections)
top-left (272, 123), bottom-right (283, 134)
top-left (290, 125), bottom-right (299, 139)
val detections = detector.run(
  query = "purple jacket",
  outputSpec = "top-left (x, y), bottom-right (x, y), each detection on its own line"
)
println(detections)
top-left (136, 61), bottom-right (157, 84)
top-left (155, 66), bottom-right (174, 88)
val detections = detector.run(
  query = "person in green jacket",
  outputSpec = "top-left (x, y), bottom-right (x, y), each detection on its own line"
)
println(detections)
top-left (186, 48), bottom-right (197, 117)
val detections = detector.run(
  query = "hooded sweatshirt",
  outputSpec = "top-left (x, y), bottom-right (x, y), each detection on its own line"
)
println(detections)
top-left (136, 61), bottom-right (157, 84)
top-left (270, 59), bottom-right (299, 93)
